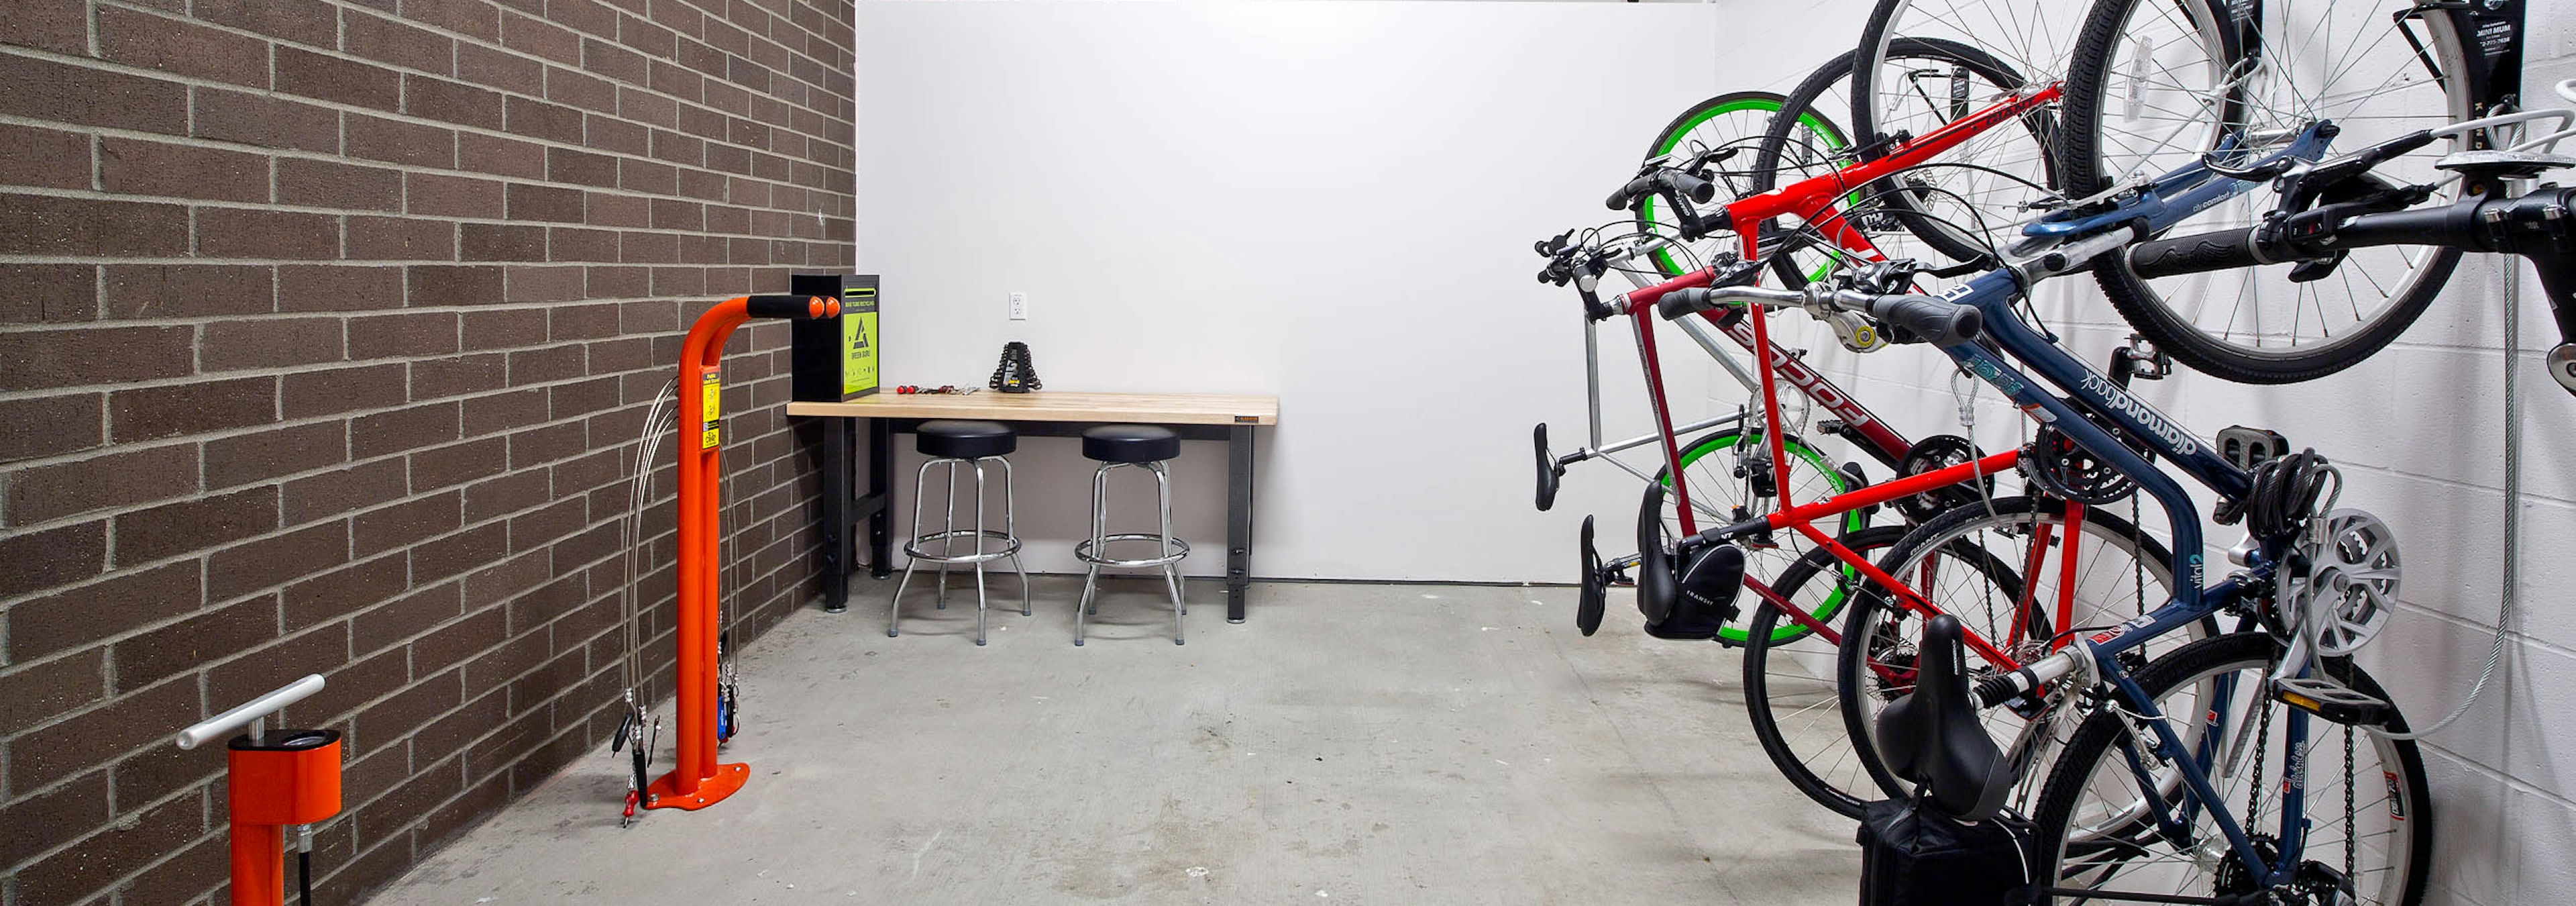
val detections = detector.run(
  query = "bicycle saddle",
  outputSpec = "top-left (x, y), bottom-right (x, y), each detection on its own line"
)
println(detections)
top-left (1874, 614), bottom-right (2015, 821)
top-left (2434, 150), bottom-right (2576, 181)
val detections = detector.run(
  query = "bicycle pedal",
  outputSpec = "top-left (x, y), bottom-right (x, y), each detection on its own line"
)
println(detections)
top-left (2216, 426), bottom-right (2290, 470)
top-left (2271, 677), bottom-right (2392, 727)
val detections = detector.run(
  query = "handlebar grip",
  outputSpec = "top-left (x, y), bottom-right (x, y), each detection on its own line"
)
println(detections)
top-left (1606, 175), bottom-right (1654, 211)
top-left (1866, 295), bottom-right (1981, 346)
top-left (1666, 170), bottom-right (1717, 205)
top-left (1656, 287), bottom-right (1716, 320)
top-left (2125, 227), bottom-right (2266, 279)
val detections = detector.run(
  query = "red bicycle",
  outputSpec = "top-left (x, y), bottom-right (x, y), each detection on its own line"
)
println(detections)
top-left (1539, 67), bottom-right (2198, 817)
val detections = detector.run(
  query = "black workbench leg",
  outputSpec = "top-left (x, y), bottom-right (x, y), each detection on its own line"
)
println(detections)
top-left (869, 417), bottom-right (894, 580)
top-left (820, 418), bottom-right (851, 612)
top-left (1226, 425), bottom-right (1254, 622)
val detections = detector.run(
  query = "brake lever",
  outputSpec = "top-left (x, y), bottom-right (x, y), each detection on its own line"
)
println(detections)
top-left (2272, 130), bottom-right (2435, 219)
top-left (1682, 145), bottom-right (1740, 177)
top-left (2200, 152), bottom-right (2298, 184)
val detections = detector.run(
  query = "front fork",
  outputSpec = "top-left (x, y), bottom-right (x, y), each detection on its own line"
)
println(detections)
top-left (2098, 650), bottom-right (2306, 889)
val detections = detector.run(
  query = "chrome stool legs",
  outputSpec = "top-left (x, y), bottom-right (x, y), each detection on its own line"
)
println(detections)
top-left (888, 455), bottom-right (1028, 646)
top-left (1073, 460), bottom-right (1189, 646)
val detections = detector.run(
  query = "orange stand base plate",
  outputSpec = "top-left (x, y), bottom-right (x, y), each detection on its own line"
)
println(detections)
top-left (643, 762), bottom-right (749, 811)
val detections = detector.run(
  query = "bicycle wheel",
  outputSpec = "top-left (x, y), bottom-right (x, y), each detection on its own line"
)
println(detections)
top-left (2031, 632), bottom-right (2432, 905)
top-left (2061, 0), bottom-right (2475, 383)
top-left (1835, 495), bottom-right (2191, 808)
top-left (1851, 0), bottom-right (2096, 150)
top-left (1640, 91), bottom-right (1846, 279)
top-left (1650, 429), bottom-right (1862, 647)
top-left (1758, 36), bottom-right (2062, 285)
top-left (1741, 524), bottom-right (1907, 819)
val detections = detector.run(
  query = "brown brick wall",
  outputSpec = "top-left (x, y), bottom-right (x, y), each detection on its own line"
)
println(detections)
top-left (0, 1), bottom-right (853, 903)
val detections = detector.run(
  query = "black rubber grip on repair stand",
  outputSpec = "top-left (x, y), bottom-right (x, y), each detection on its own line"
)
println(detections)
top-left (745, 294), bottom-right (831, 319)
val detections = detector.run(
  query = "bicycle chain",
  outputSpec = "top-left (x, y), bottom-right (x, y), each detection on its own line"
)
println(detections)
top-left (2345, 725), bottom-right (2357, 886)
top-left (2247, 688), bottom-right (2275, 860)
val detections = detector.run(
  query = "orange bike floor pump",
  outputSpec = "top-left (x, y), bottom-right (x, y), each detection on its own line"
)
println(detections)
top-left (176, 674), bottom-right (338, 906)
top-left (645, 293), bottom-right (839, 812)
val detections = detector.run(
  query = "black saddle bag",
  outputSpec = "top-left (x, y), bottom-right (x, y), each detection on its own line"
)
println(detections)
top-left (1632, 483), bottom-right (1744, 640)
top-left (1856, 797), bottom-right (2037, 906)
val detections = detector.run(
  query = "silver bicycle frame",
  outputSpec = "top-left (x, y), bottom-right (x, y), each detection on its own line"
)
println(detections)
top-left (1560, 238), bottom-right (1820, 517)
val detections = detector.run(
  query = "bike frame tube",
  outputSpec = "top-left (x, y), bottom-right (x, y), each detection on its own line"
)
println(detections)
top-left (1631, 305), bottom-right (1701, 535)
top-left (1742, 577), bottom-right (1843, 645)
top-left (1753, 449), bottom-right (2021, 533)
top-left (2055, 502), bottom-right (2086, 652)
top-left (2023, 123), bottom-right (2337, 240)
top-left (2092, 634), bottom-right (2309, 888)
top-left (1722, 85), bottom-right (2065, 231)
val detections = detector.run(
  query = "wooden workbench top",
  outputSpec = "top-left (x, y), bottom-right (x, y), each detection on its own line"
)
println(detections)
top-left (785, 391), bottom-right (1279, 425)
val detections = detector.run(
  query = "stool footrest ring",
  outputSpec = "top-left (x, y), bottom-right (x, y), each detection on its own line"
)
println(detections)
top-left (1073, 534), bottom-right (1190, 569)
top-left (900, 529), bottom-right (1024, 565)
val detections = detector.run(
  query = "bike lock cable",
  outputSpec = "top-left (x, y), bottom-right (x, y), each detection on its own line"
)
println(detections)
top-left (2373, 245), bottom-right (2522, 742)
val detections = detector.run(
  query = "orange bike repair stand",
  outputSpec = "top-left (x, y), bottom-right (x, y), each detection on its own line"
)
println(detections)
top-left (644, 293), bottom-right (839, 812)
top-left (229, 730), bottom-right (342, 904)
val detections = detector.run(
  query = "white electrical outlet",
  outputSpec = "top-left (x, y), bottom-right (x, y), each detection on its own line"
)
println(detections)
top-left (1008, 292), bottom-right (1028, 320)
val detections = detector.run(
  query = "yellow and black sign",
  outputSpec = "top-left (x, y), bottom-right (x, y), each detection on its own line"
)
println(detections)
top-left (792, 274), bottom-right (881, 401)
top-left (842, 285), bottom-right (878, 397)
top-left (700, 372), bottom-right (722, 448)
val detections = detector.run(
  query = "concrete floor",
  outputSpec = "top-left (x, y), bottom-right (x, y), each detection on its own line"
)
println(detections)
top-left (368, 578), bottom-right (1860, 905)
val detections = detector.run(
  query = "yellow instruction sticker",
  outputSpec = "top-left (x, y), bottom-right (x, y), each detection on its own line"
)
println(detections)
top-left (700, 373), bottom-right (721, 448)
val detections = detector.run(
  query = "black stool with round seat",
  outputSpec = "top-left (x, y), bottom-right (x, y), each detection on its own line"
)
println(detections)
top-left (888, 419), bottom-right (1030, 646)
top-left (1073, 424), bottom-right (1189, 645)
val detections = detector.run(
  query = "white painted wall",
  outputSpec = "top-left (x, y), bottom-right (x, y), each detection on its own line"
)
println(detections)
top-left (855, 1), bottom-right (1866, 580)
top-left (857, 0), bottom-right (2571, 901)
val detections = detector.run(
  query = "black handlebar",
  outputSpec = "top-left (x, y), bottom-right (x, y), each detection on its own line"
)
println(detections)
top-left (2123, 185), bottom-right (2576, 325)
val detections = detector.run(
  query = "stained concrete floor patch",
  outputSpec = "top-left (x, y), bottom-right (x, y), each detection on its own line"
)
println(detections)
top-left (365, 578), bottom-right (1858, 905)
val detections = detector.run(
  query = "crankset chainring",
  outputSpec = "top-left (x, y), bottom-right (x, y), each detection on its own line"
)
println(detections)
top-left (2284, 509), bottom-right (2401, 656)
top-left (1893, 434), bottom-right (1992, 523)
top-left (2021, 423), bottom-right (2138, 505)
top-left (2213, 834), bottom-right (2282, 899)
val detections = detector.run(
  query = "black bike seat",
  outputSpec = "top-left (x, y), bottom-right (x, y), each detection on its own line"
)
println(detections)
top-left (1874, 614), bottom-right (2015, 821)
top-left (2434, 150), bottom-right (2576, 181)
